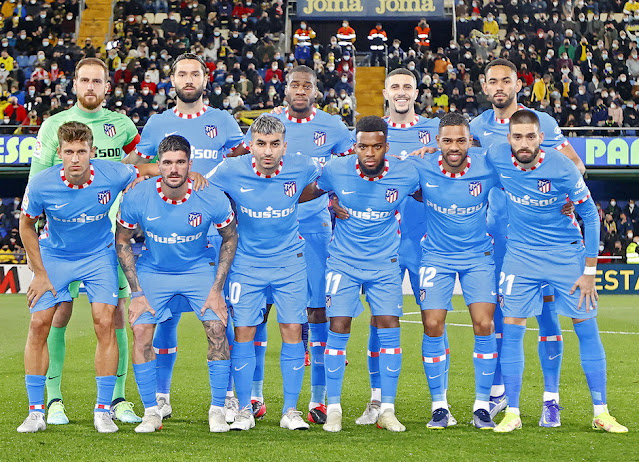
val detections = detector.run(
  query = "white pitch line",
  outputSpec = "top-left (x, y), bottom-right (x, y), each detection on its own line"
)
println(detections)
top-left (399, 319), bottom-right (639, 335)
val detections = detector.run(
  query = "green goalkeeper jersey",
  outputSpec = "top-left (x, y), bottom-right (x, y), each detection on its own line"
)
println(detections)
top-left (29, 105), bottom-right (141, 179)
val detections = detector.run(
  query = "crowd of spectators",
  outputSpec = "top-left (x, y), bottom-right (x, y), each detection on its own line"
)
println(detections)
top-left (0, 197), bottom-right (24, 263)
top-left (597, 198), bottom-right (639, 263)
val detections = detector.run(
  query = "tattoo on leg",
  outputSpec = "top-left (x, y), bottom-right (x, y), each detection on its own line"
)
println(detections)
top-left (204, 320), bottom-right (229, 361)
top-left (143, 342), bottom-right (155, 362)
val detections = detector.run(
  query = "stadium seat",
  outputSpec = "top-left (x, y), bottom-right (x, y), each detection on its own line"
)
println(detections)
top-left (154, 12), bottom-right (168, 24)
top-left (144, 13), bottom-right (155, 24)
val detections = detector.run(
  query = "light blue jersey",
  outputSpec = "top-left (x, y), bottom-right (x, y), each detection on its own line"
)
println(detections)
top-left (209, 153), bottom-right (321, 267)
top-left (117, 178), bottom-right (234, 272)
top-left (486, 144), bottom-right (598, 256)
top-left (470, 106), bottom-right (569, 240)
top-left (411, 148), bottom-right (499, 261)
top-left (22, 159), bottom-right (138, 257)
top-left (243, 108), bottom-right (353, 232)
top-left (318, 155), bottom-right (420, 268)
top-left (136, 106), bottom-right (244, 175)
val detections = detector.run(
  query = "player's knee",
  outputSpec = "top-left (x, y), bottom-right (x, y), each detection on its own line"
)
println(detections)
top-left (423, 317), bottom-right (444, 337)
top-left (28, 315), bottom-right (52, 341)
top-left (473, 318), bottom-right (493, 336)
top-left (329, 317), bottom-right (351, 334)
top-left (307, 307), bottom-right (327, 323)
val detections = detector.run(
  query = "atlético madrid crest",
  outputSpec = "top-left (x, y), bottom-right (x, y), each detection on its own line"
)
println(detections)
top-left (468, 181), bottom-right (482, 197)
top-left (97, 190), bottom-right (111, 205)
top-left (104, 123), bottom-right (116, 137)
top-left (419, 130), bottom-right (430, 145)
top-left (314, 131), bottom-right (326, 147)
top-left (188, 212), bottom-right (202, 227)
top-left (205, 125), bottom-right (218, 138)
top-left (284, 181), bottom-right (297, 197)
top-left (538, 179), bottom-right (551, 193)
top-left (386, 188), bottom-right (399, 203)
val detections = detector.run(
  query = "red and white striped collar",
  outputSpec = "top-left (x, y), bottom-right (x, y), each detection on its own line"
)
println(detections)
top-left (512, 150), bottom-right (545, 171)
top-left (386, 114), bottom-right (419, 128)
top-left (252, 157), bottom-right (283, 178)
top-left (285, 107), bottom-right (316, 123)
top-left (495, 104), bottom-right (526, 124)
top-left (60, 165), bottom-right (94, 189)
top-left (173, 105), bottom-right (208, 119)
top-left (438, 154), bottom-right (471, 178)
top-left (156, 177), bottom-right (192, 204)
top-left (356, 158), bottom-right (389, 181)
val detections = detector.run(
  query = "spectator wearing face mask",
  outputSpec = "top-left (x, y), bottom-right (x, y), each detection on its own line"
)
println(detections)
top-left (605, 199), bottom-right (622, 221)
top-left (625, 235), bottom-right (639, 264)
top-left (623, 199), bottom-right (639, 230)
top-left (333, 73), bottom-right (353, 96)
top-left (337, 20), bottom-right (356, 52)
top-left (293, 21), bottom-right (315, 64)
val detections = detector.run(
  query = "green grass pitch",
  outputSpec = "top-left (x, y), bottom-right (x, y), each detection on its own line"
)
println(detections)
top-left (1, 294), bottom-right (637, 461)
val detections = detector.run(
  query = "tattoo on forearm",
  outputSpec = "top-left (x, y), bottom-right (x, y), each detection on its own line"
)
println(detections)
top-left (116, 225), bottom-right (141, 292)
top-left (204, 320), bottom-right (229, 361)
top-left (213, 219), bottom-right (237, 293)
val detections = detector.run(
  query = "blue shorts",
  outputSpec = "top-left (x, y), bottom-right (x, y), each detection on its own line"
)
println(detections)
top-left (301, 230), bottom-right (330, 308)
top-left (325, 258), bottom-right (401, 318)
top-left (500, 243), bottom-right (594, 320)
top-left (31, 247), bottom-right (118, 313)
top-left (135, 264), bottom-right (221, 325)
top-left (228, 262), bottom-right (308, 327)
top-left (419, 253), bottom-right (496, 311)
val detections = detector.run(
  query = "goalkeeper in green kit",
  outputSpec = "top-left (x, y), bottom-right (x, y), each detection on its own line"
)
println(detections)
top-left (29, 58), bottom-right (145, 424)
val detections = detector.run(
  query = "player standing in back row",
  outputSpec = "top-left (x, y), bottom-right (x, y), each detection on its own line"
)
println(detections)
top-left (232, 65), bottom-right (353, 424)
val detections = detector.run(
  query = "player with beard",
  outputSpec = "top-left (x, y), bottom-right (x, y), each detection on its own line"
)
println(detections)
top-left (470, 59), bottom-right (585, 427)
top-left (29, 58), bottom-right (143, 426)
top-left (488, 110), bottom-right (627, 433)
top-left (133, 53), bottom-right (244, 422)
top-left (231, 65), bottom-right (353, 425)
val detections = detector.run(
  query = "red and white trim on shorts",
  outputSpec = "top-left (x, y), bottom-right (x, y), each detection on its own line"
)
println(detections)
top-left (310, 341), bottom-right (327, 348)
top-left (285, 107), bottom-right (317, 123)
top-left (252, 157), bottom-right (283, 178)
top-left (215, 212), bottom-right (235, 229)
top-left (512, 150), bottom-right (545, 171)
top-left (473, 352), bottom-right (498, 359)
top-left (95, 404), bottom-right (111, 411)
top-left (538, 335), bottom-right (563, 342)
top-left (117, 213), bottom-right (137, 229)
top-left (60, 165), bottom-right (95, 189)
top-left (367, 350), bottom-right (380, 358)
top-left (29, 404), bottom-right (45, 411)
top-left (380, 348), bottom-right (402, 354)
top-left (156, 178), bottom-right (192, 204)
top-left (386, 114), bottom-right (420, 128)
top-left (173, 106), bottom-right (208, 119)
top-left (254, 341), bottom-right (267, 347)
top-left (154, 346), bottom-right (178, 354)
top-left (324, 348), bottom-right (346, 356)
top-left (438, 154), bottom-right (471, 178)
top-left (356, 158), bottom-right (389, 181)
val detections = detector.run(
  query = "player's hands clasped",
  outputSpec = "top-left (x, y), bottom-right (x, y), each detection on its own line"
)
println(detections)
top-left (570, 275), bottom-right (598, 312)
top-left (202, 289), bottom-right (228, 327)
top-left (26, 273), bottom-right (56, 308)
top-left (128, 296), bottom-right (155, 324)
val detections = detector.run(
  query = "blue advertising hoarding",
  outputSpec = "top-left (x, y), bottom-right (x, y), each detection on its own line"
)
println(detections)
top-left (594, 264), bottom-right (639, 294)
top-left (295, 0), bottom-right (447, 19)
top-left (1, 135), bottom-right (639, 168)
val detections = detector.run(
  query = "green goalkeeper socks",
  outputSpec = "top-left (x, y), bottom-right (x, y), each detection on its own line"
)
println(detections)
top-left (112, 328), bottom-right (129, 402)
top-left (45, 326), bottom-right (66, 404)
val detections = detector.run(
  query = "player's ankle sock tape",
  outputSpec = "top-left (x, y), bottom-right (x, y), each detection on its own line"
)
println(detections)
top-left (378, 327), bottom-right (401, 404)
top-left (231, 340), bottom-right (255, 409)
top-left (133, 360), bottom-right (158, 409)
top-left (501, 324), bottom-right (526, 409)
top-left (26, 374), bottom-right (46, 412)
top-left (326, 331), bottom-right (349, 405)
top-left (367, 324), bottom-right (381, 389)
top-left (422, 333), bottom-right (446, 402)
top-left (45, 326), bottom-right (66, 402)
top-left (473, 334), bottom-right (497, 402)
top-left (574, 318), bottom-right (607, 405)
top-left (309, 322), bottom-right (328, 390)
top-left (208, 359), bottom-right (230, 407)
top-left (95, 375), bottom-right (117, 411)
top-left (280, 341), bottom-right (305, 414)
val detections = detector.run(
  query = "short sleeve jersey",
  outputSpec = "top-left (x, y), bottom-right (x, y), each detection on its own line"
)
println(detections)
top-left (118, 178), bottom-right (234, 272)
top-left (22, 159), bottom-right (138, 256)
top-left (318, 155), bottom-right (420, 268)
top-left (136, 106), bottom-right (244, 176)
top-left (486, 143), bottom-right (591, 249)
top-left (410, 148), bottom-right (499, 260)
top-left (243, 108), bottom-right (353, 232)
top-left (209, 153), bottom-right (321, 267)
top-left (30, 105), bottom-right (140, 178)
